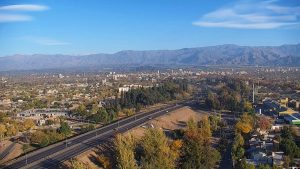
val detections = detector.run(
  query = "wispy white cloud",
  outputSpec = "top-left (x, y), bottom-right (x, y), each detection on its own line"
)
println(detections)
top-left (0, 4), bottom-right (48, 11)
top-left (193, 0), bottom-right (300, 29)
top-left (0, 4), bottom-right (48, 23)
top-left (0, 14), bottom-right (32, 22)
top-left (24, 37), bottom-right (70, 46)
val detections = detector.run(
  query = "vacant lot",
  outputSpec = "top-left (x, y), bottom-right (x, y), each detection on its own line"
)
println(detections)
top-left (64, 106), bottom-right (207, 168)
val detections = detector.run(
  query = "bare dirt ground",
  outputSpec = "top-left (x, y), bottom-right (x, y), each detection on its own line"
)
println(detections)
top-left (64, 106), bottom-right (207, 168)
top-left (125, 106), bottom-right (206, 139)
top-left (0, 140), bottom-right (11, 154)
top-left (0, 140), bottom-right (22, 164)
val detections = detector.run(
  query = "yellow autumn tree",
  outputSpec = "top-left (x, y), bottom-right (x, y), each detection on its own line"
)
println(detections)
top-left (24, 119), bottom-right (35, 131)
top-left (181, 117), bottom-right (220, 169)
top-left (70, 159), bottom-right (92, 169)
top-left (235, 113), bottom-right (254, 134)
top-left (5, 124), bottom-right (18, 137)
top-left (114, 134), bottom-right (138, 169)
top-left (170, 139), bottom-right (183, 160)
top-left (243, 101), bottom-right (253, 112)
top-left (96, 155), bottom-right (111, 169)
top-left (0, 124), bottom-right (7, 140)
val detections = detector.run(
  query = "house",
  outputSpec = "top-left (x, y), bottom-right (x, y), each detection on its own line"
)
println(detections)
top-left (280, 113), bottom-right (300, 125)
top-left (280, 98), bottom-right (289, 107)
top-left (246, 150), bottom-right (272, 166)
top-left (272, 152), bottom-right (284, 166)
top-left (271, 124), bottom-right (286, 131)
top-left (246, 133), bottom-right (276, 167)
top-left (261, 98), bottom-right (285, 116)
top-left (118, 86), bottom-right (130, 93)
top-left (37, 119), bottom-right (46, 126)
top-left (17, 108), bottom-right (70, 120)
top-left (0, 99), bottom-right (12, 106)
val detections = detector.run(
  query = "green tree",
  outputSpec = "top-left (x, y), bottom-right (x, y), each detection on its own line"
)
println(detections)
top-left (30, 131), bottom-right (50, 147)
top-left (272, 165), bottom-right (283, 169)
top-left (205, 91), bottom-right (220, 110)
top-left (47, 130), bottom-right (64, 143)
top-left (181, 117), bottom-right (220, 169)
top-left (280, 138), bottom-right (300, 158)
top-left (198, 116), bottom-right (212, 143)
top-left (58, 122), bottom-right (71, 136)
top-left (181, 137), bottom-right (220, 169)
top-left (233, 132), bottom-right (245, 147)
top-left (235, 147), bottom-right (245, 160)
top-left (114, 134), bottom-right (138, 169)
top-left (243, 101), bottom-right (253, 112)
top-left (281, 126), bottom-right (293, 140)
top-left (238, 159), bottom-right (255, 169)
top-left (76, 104), bottom-right (87, 116)
top-left (81, 124), bottom-right (95, 133)
top-left (232, 132), bottom-right (245, 164)
top-left (140, 129), bottom-right (178, 169)
top-left (258, 164), bottom-right (271, 169)
top-left (209, 114), bottom-right (221, 131)
top-left (92, 108), bottom-right (110, 123)
top-left (123, 108), bottom-right (134, 116)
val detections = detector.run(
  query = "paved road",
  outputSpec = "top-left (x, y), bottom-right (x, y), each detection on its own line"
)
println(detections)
top-left (3, 102), bottom-right (189, 169)
top-left (0, 142), bottom-right (16, 161)
top-left (218, 141), bottom-right (233, 169)
top-left (218, 112), bottom-right (236, 169)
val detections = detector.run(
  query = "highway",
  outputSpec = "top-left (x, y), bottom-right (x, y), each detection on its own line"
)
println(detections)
top-left (3, 102), bottom-right (188, 169)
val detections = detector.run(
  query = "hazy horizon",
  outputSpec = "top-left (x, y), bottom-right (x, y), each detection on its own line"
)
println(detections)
top-left (1, 43), bottom-right (300, 57)
top-left (1, 0), bottom-right (300, 57)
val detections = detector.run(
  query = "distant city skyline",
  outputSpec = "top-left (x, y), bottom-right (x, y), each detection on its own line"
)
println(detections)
top-left (0, 0), bottom-right (300, 56)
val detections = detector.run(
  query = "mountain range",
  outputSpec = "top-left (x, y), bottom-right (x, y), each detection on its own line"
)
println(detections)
top-left (1, 44), bottom-right (300, 71)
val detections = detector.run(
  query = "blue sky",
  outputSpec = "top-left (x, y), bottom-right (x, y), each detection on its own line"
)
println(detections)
top-left (0, 0), bottom-right (300, 56)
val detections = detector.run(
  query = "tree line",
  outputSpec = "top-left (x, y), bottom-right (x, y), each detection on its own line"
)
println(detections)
top-left (205, 78), bottom-right (250, 112)
top-left (74, 79), bottom-right (191, 124)
top-left (110, 117), bottom-right (220, 169)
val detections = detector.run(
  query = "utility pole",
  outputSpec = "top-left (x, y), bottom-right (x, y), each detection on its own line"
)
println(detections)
top-left (24, 130), bottom-right (29, 166)
top-left (117, 119), bottom-right (119, 128)
top-left (252, 83), bottom-right (255, 103)
top-left (65, 135), bottom-right (68, 148)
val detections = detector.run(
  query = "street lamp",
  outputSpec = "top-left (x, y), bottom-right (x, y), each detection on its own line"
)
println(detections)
top-left (25, 153), bottom-right (28, 165)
